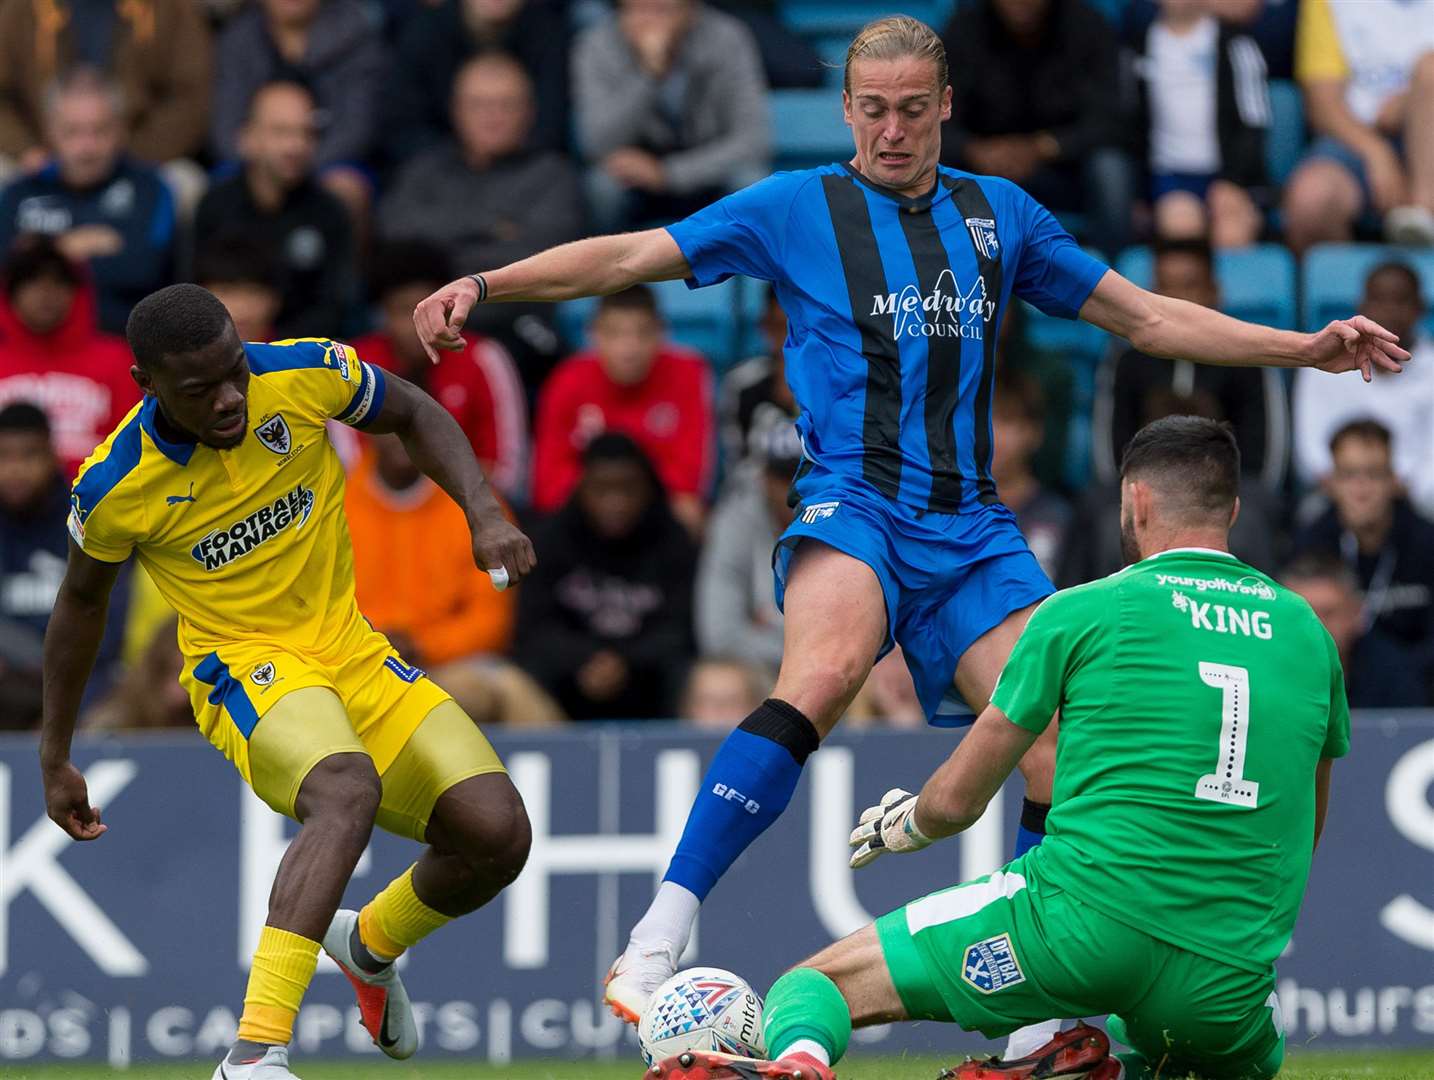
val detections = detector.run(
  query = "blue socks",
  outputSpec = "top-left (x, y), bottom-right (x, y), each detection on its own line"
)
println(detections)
top-left (1012, 797), bottom-right (1050, 859)
top-left (664, 699), bottom-right (821, 900)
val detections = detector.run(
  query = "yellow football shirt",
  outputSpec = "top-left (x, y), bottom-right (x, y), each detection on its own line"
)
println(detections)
top-left (69, 338), bottom-right (386, 665)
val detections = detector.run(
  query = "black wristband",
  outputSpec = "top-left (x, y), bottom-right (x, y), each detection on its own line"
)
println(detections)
top-left (467, 273), bottom-right (488, 303)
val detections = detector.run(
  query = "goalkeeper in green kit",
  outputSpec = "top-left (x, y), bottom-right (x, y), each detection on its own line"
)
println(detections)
top-left (649, 416), bottom-right (1348, 1080)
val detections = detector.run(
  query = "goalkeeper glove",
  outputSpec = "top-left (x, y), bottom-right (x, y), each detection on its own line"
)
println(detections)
top-left (848, 788), bottom-right (933, 869)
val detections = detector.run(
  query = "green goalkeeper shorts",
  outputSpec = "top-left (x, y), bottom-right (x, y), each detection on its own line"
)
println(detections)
top-left (874, 863), bottom-right (1286, 1080)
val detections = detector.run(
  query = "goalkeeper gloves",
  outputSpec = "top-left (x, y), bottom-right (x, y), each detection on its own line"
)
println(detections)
top-left (848, 788), bottom-right (933, 869)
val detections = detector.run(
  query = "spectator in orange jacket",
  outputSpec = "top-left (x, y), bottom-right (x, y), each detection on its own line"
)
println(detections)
top-left (347, 432), bottom-right (514, 665)
top-left (532, 285), bottom-right (713, 532)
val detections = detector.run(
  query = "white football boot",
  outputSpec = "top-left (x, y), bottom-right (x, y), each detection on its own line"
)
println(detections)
top-left (604, 939), bottom-right (680, 1024)
top-left (211, 1044), bottom-right (300, 1079)
top-left (322, 908), bottom-right (418, 1059)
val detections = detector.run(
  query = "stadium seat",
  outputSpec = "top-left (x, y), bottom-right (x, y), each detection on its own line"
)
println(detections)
top-left (1302, 244), bottom-right (1434, 333)
top-left (556, 277), bottom-right (744, 368)
top-left (781, 0), bottom-right (949, 35)
top-left (1114, 244), bottom-right (1298, 329)
top-left (769, 89), bottom-right (852, 171)
top-left (1266, 80), bottom-right (1306, 186)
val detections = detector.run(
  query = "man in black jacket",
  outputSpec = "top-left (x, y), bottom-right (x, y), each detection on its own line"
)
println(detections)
top-left (1291, 418), bottom-right (1434, 692)
top-left (192, 82), bottom-right (355, 340)
top-left (515, 433), bottom-right (697, 720)
top-left (939, 0), bottom-right (1135, 254)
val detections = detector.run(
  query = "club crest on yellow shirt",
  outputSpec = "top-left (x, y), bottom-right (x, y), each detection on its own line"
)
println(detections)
top-left (256, 414), bottom-right (292, 455)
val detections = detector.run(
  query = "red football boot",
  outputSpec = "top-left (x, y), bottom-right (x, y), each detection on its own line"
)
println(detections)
top-left (644, 1050), bottom-right (836, 1080)
top-left (940, 1023), bottom-right (1111, 1079)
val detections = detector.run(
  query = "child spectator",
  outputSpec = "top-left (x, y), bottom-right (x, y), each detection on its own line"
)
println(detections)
top-left (991, 368), bottom-right (1070, 580)
top-left (516, 434), bottom-right (697, 720)
top-left (1281, 554), bottom-right (1428, 707)
top-left (0, 403), bottom-right (126, 726)
top-left (0, 235), bottom-right (136, 477)
top-left (1130, 0), bottom-right (1269, 247)
top-left (681, 657), bottom-right (768, 730)
top-left (194, 82), bottom-right (355, 340)
top-left (354, 240), bottom-right (528, 500)
top-left (532, 285), bottom-right (714, 532)
top-left (1293, 262), bottom-right (1434, 515)
top-left (0, 68), bottom-right (176, 333)
top-left (1291, 419), bottom-right (1434, 675)
top-left (695, 423), bottom-right (798, 670)
top-left (193, 234), bottom-right (282, 343)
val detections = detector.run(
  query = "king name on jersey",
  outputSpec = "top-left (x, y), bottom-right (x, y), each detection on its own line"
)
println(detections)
top-left (1171, 588), bottom-right (1272, 640)
top-left (191, 485), bottom-right (315, 571)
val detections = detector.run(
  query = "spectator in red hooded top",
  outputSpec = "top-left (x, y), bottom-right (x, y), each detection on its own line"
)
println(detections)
top-left (0, 234), bottom-right (136, 478)
top-left (353, 239), bottom-right (528, 500)
top-left (532, 285), bottom-right (713, 533)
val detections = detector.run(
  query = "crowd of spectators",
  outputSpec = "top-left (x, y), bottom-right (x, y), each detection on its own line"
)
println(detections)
top-left (1, 0), bottom-right (1433, 732)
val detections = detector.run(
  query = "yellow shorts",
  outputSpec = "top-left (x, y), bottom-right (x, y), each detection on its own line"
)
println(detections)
top-left (181, 626), bottom-right (505, 841)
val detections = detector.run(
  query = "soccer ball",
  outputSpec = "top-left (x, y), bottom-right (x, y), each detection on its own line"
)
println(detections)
top-left (637, 967), bottom-right (766, 1067)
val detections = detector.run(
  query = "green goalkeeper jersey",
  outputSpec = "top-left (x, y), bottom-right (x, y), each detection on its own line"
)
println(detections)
top-left (991, 547), bottom-right (1350, 975)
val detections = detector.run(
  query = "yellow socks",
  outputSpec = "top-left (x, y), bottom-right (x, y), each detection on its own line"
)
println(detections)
top-left (358, 865), bottom-right (451, 961)
top-left (237, 926), bottom-right (321, 1045)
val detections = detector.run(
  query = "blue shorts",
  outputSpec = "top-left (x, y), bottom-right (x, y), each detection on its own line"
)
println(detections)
top-left (773, 468), bottom-right (1053, 726)
top-left (1150, 172), bottom-right (1213, 201)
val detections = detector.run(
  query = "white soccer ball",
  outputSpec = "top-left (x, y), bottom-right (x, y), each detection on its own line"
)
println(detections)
top-left (637, 967), bottom-right (765, 1067)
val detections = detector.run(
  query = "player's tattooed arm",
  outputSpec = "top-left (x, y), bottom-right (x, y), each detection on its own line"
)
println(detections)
top-left (1079, 270), bottom-right (1410, 383)
top-left (39, 542), bottom-right (123, 842)
top-left (412, 229), bottom-right (691, 362)
top-left (362, 372), bottom-right (537, 585)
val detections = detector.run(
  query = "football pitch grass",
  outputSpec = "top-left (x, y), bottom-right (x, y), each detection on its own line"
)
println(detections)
top-left (9, 1048), bottom-right (1434, 1080)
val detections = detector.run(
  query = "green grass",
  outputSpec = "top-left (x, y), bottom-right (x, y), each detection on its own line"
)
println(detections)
top-left (8, 1048), bottom-right (1434, 1080)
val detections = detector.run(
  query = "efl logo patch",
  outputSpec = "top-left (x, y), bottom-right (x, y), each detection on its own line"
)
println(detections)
top-left (256, 414), bottom-right (292, 455)
top-left (250, 662), bottom-right (276, 687)
top-left (962, 934), bottom-right (1025, 994)
top-left (801, 501), bottom-right (840, 525)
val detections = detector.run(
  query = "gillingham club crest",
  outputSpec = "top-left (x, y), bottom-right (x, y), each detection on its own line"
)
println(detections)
top-left (256, 414), bottom-right (292, 455)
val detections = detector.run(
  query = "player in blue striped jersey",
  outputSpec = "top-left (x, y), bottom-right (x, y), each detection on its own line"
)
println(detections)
top-left (414, 15), bottom-right (1407, 1057)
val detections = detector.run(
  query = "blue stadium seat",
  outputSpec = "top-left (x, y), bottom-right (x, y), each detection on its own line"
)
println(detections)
top-left (1114, 244), bottom-right (1298, 329)
top-left (1302, 244), bottom-right (1434, 333)
top-left (770, 89), bottom-right (852, 170)
top-left (1266, 79), bottom-right (1306, 186)
top-left (782, 0), bottom-right (949, 35)
top-left (556, 277), bottom-right (743, 368)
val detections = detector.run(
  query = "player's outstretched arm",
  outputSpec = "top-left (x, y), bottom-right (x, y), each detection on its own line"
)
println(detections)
top-left (1079, 270), bottom-right (1410, 382)
top-left (413, 228), bottom-right (692, 363)
top-left (362, 372), bottom-right (537, 585)
top-left (39, 543), bottom-right (123, 842)
top-left (848, 705), bottom-right (1037, 868)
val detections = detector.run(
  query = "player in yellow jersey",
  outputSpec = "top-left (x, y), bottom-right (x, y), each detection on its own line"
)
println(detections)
top-left (38, 285), bottom-right (538, 1080)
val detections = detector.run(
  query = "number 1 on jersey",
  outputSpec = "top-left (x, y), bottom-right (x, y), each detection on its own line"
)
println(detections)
top-left (1195, 662), bottom-right (1261, 809)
